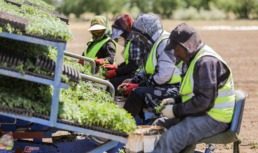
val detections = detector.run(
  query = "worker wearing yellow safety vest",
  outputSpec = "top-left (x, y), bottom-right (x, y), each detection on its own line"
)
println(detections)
top-left (152, 23), bottom-right (235, 153)
top-left (118, 14), bottom-right (182, 121)
top-left (78, 16), bottom-right (117, 73)
top-left (103, 14), bottom-right (143, 95)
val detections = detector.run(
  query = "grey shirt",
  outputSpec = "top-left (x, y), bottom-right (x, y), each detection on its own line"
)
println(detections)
top-left (134, 31), bottom-right (177, 85)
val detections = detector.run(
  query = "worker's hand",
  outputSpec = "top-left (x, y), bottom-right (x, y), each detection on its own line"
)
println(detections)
top-left (161, 105), bottom-right (175, 118)
top-left (161, 98), bottom-right (175, 105)
top-left (122, 78), bottom-right (132, 83)
top-left (78, 59), bottom-right (84, 66)
top-left (104, 64), bottom-right (118, 70)
top-left (105, 70), bottom-right (117, 79)
top-left (95, 58), bottom-right (105, 65)
top-left (118, 83), bottom-right (139, 95)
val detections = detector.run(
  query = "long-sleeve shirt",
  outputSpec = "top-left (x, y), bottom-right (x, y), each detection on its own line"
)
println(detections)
top-left (84, 36), bottom-right (116, 64)
top-left (173, 47), bottom-right (230, 118)
top-left (132, 31), bottom-right (177, 85)
top-left (115, 40), bottom-right (144, 76)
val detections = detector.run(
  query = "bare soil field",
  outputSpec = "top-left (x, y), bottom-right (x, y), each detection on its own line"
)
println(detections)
top-left (67, 20), bottom-right (258, 153)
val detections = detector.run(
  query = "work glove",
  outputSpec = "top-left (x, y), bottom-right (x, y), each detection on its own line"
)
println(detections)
top-left (78, 59), bottom-right (84, 66)
top-left (105, 70), bottom-right (117, 79)
top-left (161, 105), bottom-right (175, 119)
top-left (117, 83), bottom-right (139, 96)
top-left (104, 64), bottom-right (118, 70)
top-left (95, 58), bottom-right (105, 65)
top-left (160, 98), bottom-right (175, 105)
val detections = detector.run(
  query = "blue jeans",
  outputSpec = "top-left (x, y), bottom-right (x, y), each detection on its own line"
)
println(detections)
top-left (152, 115), bottom-right (229, 153)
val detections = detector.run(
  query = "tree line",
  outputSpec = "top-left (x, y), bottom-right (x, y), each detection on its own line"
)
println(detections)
top-left (44, 0), bottom-right (258, 19)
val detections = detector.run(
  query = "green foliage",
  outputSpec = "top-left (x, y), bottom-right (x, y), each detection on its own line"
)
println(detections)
top-left (154, 104), bottom-right (165, 114)
top-left (55, 0), bottom-right (258, 19)
top-left (214, 0), bottom-right (258, 19)
top-left (59, 0), bottom-right (128, 18)
top-left (173, 5), bottom-right (226, 20)
top-left (0, 35), bottom-right (136, 134)
top-left (153, 0), bottom-right (177, 19)
top-left (130, 0), bottom-right (153, 13)
top-left (183, 0), bottom-right (213, 10)
top-left (173, 7), bottom-right (200, 20)
top-left (0, 0), bottom-right (72, 41)
top-left (199, 5), bottom-right (226, 20)
top-left (231, 0), bottom-right (256, 19)
top-left (26, 0), bottom-right (55, 11)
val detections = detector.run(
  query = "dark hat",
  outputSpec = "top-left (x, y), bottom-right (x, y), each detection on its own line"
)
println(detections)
top-left (112, 14), bottom-right (134, 33)
top-left (165, 23), bottom-right (196, 50)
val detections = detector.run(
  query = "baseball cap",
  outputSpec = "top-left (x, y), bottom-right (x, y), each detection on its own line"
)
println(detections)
top-left (165, 23), bottom-right (196, 50)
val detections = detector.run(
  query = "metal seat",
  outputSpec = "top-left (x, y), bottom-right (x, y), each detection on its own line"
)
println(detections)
top-left (183, 89), bottom-right (247, 153)
top-left (200, 89), bottom-right (247, 153)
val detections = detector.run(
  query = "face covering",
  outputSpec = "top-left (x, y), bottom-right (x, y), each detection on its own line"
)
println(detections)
top-left (90, 30), bottom-right (105, 41)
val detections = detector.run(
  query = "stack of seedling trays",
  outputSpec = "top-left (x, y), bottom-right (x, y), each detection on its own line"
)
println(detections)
top-left (0, 0), bottom-right (72, 42)
top-left (4, 0), bottom-right (69, 24)
top-left (0, 49), bottom-right (81, 82)
top-left (0, 0), bottom-right (136, 136)
top-left (0, 11), bottom-right (29, 32)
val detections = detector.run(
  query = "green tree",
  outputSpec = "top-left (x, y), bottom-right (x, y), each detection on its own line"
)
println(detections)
top-left (58, 0), bottom-right (88, 17)
top-left (152, 0), bottom-right (178, 19)
top-left (232, 0), bottom-right (257, 19)
top-left (183, 0), bottom-right (213, 10)
top-left (129, 0), bottom-right (153, 13)
top-left (215, 0), bottom-right (258, 19)
top-left (58, 0), bottom-right (128, 18)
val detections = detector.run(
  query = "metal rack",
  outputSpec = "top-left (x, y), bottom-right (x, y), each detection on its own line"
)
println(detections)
top-left (0, 32), bottom-right (127, 152)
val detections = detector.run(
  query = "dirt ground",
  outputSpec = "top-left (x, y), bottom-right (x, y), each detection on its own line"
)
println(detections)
top-left (66, 20), bottom-right (258, 153)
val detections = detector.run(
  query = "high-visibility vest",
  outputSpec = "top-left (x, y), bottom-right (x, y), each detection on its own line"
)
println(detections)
top-left (84, 37), bottom-right (117, 59)
top-left (144, 34), bottom-right (182, 84)
top-left (179, 45), bottom-right (235, 123)
top-left (83, 37), bottom-right (117, 73)
top-left (124, 40), bottom-right (131, 65)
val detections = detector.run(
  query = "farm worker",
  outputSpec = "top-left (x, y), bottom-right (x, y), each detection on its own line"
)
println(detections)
top-left (78, 16), bottom-right (118, 73)
top-left (152, 23), bottom-right (235, 153)
top-left (118, 13), bottom-right (182, 121)
top-left (104, 13), bottom-right (143, 95)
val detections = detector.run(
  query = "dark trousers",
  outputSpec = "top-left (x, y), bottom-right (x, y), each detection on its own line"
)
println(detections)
top-left (123, 84), bottom-right (179, 118)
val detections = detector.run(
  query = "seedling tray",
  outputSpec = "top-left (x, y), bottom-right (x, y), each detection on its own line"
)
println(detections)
top-left (0, 11), bottom-right (29, 31)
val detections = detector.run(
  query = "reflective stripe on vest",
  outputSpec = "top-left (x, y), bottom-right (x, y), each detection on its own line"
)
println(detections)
top-left (179, 45), bottom-right (235, 123)
top-left (124, 40), bottom-right (131, 65)
top-left (168, 61), bottom-right (182, 84)
top-left (144, 34), bottom-right (182, 84)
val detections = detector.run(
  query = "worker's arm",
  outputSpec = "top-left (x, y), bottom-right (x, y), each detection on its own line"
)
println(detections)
top-left (96, 40), bottom-right (116, 64)
top-left (173, 56), bottom-right (230, 118)
top-left (152, 39), bottom-right (176, 85)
